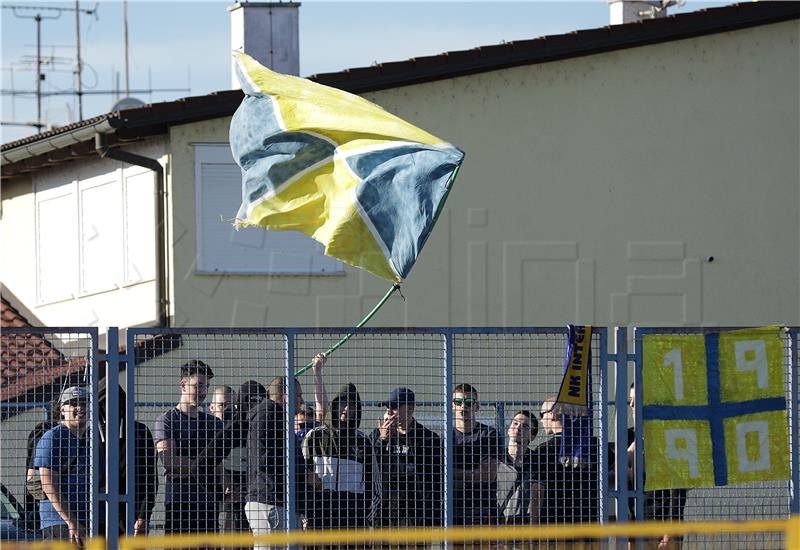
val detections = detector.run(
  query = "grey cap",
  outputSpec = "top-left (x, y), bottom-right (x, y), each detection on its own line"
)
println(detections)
top-left (59, 386), bottom-right (89, 405)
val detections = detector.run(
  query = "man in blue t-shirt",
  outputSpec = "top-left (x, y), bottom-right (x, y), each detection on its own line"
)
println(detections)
top-left (34, 386), bottom-right (91, 545)
top-left (451, 383), bottom-right (503, 535)
top-left (154, 360), bottom-right (226, 535)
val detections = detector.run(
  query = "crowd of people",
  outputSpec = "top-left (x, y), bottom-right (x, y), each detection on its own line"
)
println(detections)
top-left (24, 357), bottom-right (687, 549)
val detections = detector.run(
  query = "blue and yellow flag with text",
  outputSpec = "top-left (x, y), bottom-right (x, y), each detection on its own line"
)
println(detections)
top-left (229, 53), bottom-right (465, 282)
top-left (554, 325), bottom-right (593, 466)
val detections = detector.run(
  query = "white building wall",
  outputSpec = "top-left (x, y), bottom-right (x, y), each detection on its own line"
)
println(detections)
top-left (0, 138), bottom-right (166, 331)
top-left (168, 21), bottom-right (800, 329)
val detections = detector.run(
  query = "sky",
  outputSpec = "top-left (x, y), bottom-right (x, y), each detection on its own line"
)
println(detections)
top-left (2, 0), bottom-right (725, 143)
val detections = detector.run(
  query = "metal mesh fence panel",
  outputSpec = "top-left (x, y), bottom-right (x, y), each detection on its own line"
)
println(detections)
top-left (632, 327), bottom-right (794, 550)
top-left (128, 329), bottom-right (287, 541)
top-left (4, 324), bottom-right (797, 548)
top-left (0, 328), bottom-right (98, 546)
top-left (452, 329), bottom-right (606, 549)
top-left (294, 330), bottom-right (446, 549)
top-left (124, 327), bottom-right (608, 549)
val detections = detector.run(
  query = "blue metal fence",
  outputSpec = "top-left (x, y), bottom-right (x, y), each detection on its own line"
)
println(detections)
top-left (1, 325), bottom-right (796, 549)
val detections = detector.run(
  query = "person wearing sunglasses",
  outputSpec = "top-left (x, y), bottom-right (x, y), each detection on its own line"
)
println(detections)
top-left (33, 386), bottom-right (92, 546)
top-left (451, 383), bottom-right (503, 543)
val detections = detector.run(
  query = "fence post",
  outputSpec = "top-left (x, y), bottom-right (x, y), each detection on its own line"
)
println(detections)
top-left (124, 329), bottom-right (137, 535)
top-left (599, 327), bottom-right (610, 525)
top-left (105, 328), bottom-right (121, 548)
top-left (443, 331), bottom-right (454, 538)
top-left (613, 326), bottom-right (629, 526)
top-left (633, 329), bottom-right (645, 521)
top-left (89, 330), bottom-right (102, 539)
top-left (790, 329), bottom-right (799, 514)
top-left (286, 330), bottom-right (300, 535)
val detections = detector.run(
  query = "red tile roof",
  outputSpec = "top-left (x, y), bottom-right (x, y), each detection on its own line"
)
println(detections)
top-left (1, 297), bottom-right (183, 408)
top-left (1, 297), bottom-right (87, 405)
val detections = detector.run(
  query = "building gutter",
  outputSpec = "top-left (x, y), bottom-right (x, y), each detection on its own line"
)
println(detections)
top-left (95, 133), bottom-right (169, 328)
top-left (1, 117), bottom-right (116, 165)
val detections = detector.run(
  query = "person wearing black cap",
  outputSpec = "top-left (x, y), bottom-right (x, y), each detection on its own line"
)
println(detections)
top-left (33, 386), bottom-right (92, 545)
top-left (301, 374), bottom-right (379, 533)
top-left (154, 360), bottom-right (226, 535)
top-left (370, 387), bottom-right (443, 530)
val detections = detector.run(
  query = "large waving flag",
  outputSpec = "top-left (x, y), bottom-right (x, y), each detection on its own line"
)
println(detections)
top-left (230, 52), bottom-right (465, 282)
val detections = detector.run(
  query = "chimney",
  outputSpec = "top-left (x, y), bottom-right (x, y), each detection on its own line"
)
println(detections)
top-left (608, 0), bottom-right (670, 25)
top-left (229, 2), bottom-right (300, 88)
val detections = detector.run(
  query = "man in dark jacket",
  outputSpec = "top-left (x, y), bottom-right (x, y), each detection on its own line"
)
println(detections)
top-left (302, 382), bottom-right (379, 530)
top-left (245, 375), bottom-right (305, 547)
top-left (532, 396), bottom-right (602, 526)
top-left (370, 387), bottom-right (443, 528)
top-left (245, 357), bottom-right (323, 548)
top-left (98, 382), bottom-right (158, 536)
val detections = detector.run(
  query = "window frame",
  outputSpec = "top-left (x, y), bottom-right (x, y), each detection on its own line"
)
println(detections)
top-left (193, 143), bottom-right (344, 276)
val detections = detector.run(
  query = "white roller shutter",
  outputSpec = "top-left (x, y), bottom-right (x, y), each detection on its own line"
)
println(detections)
top-left (195, 144), bottom-right (343, 274)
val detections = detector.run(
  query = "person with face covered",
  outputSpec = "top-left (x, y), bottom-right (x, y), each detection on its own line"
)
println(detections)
top-left (301, 380), bottom-right (379, 531)
top-left (370, 387), bottom-right (443, 529)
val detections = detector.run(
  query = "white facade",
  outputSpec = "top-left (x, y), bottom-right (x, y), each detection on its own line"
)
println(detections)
top-left (0, 139), bottom-right (165, 330)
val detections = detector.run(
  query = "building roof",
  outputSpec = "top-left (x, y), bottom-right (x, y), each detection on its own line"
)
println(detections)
top-left (2, 1), bottom-right (798, 178)
top-left (1, 296), bottom-right (182, 409)
top-left (1, 297), bottom-right (87, 407)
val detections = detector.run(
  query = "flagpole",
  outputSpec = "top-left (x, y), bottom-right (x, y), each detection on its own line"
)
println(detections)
top-left (293, 162), bottom-right (462, 377)
top-left (294, 283), bottom-right (401, 376)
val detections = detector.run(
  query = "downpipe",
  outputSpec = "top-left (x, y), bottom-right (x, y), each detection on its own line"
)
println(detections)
top-left (95, 133), bottom-right (169, 327)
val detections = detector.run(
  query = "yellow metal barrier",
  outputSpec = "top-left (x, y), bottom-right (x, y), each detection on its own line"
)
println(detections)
top-left (6, 517), bottom-right (798, 550)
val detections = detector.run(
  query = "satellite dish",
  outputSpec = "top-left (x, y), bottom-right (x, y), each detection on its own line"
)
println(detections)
top-left (111, 97), bottom-right (146, 112)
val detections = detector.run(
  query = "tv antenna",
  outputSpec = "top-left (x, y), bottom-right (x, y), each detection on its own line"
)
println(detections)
top-left (2, 3), bottom-right (98, 131)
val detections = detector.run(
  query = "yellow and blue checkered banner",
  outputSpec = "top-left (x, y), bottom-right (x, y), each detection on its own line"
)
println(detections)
top-left (641, 327), bottom-right (790, 490)
top-left (229, 52), bottom-right (465, 282)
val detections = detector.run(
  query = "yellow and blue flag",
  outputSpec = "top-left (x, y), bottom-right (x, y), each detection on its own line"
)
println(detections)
top-left (229, 52), bottom-right (465, 282)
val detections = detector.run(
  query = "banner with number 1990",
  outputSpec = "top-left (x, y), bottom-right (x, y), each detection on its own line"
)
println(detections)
top-left (641, 327), bottom-right (790, 490)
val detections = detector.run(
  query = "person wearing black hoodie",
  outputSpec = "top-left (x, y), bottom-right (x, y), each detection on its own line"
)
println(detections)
top-left (369, 387), bottom-right (443, 528)
top-left (301, 382), bottom-right (379, 531)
